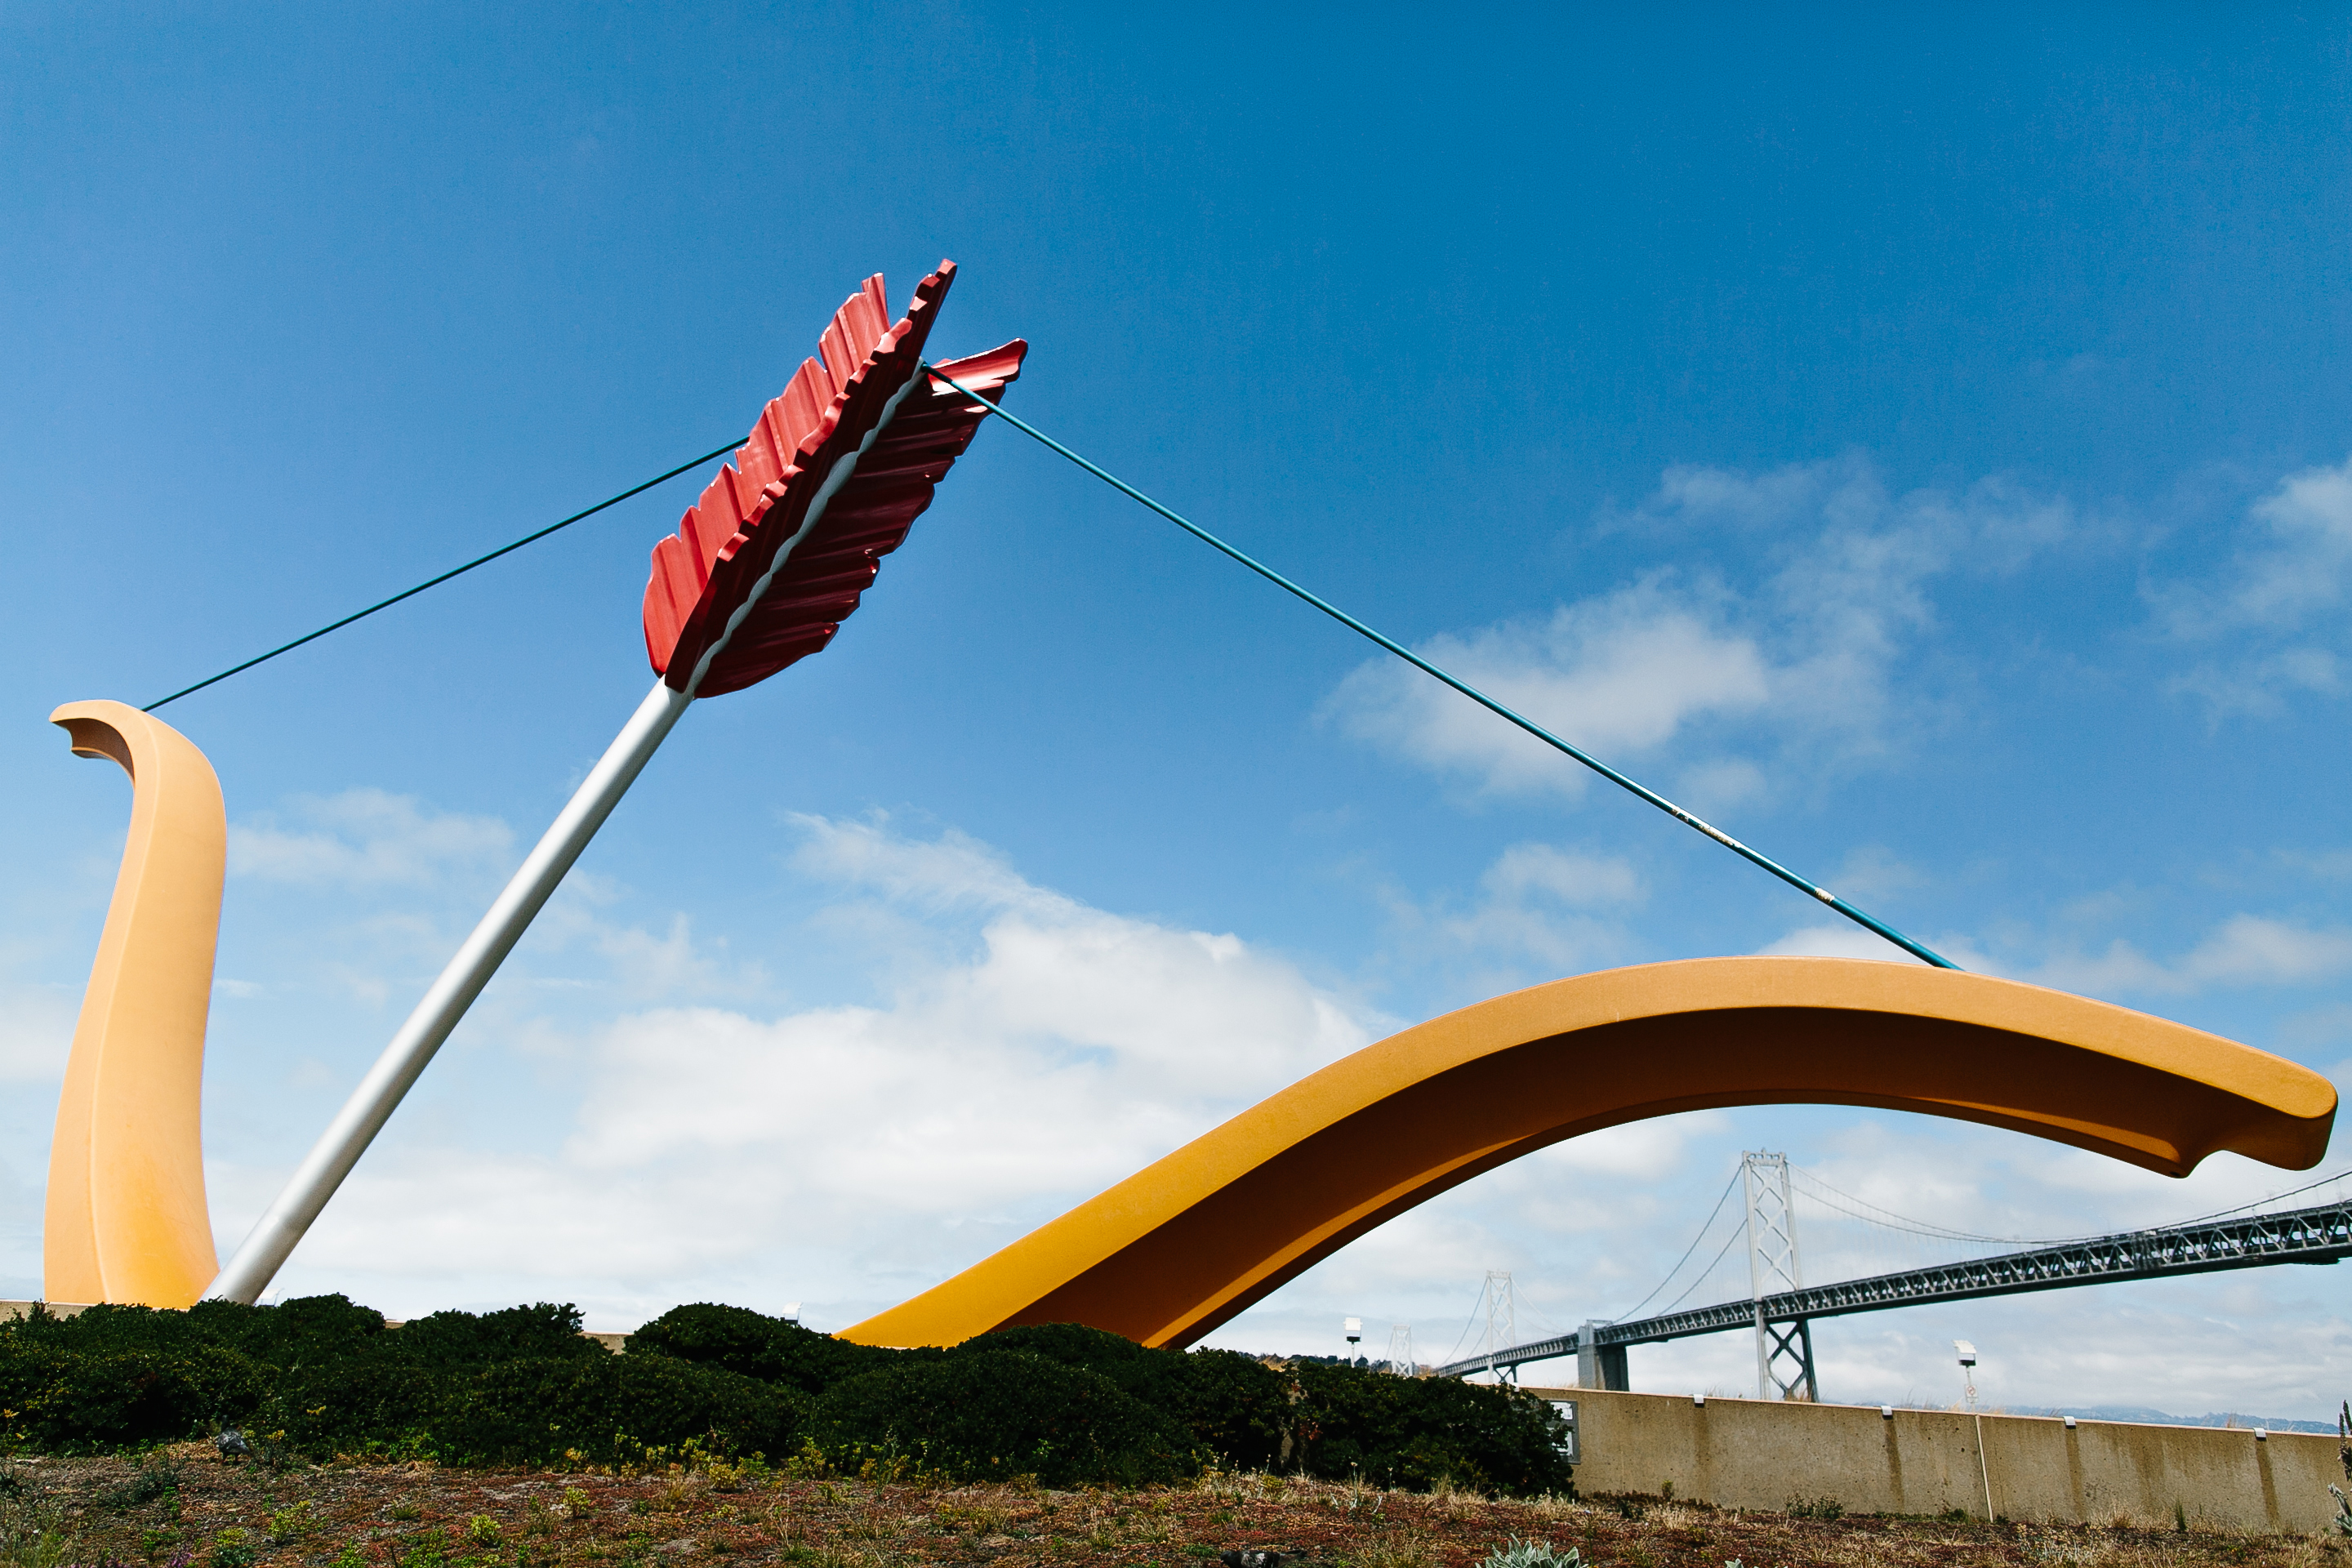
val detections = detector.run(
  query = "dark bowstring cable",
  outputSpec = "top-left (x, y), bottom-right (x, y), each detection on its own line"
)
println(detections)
top-left (136, 368), bottom-right (1955, 968)
top-left (920, 363), bottom-right (1958, 969)
top-left (143, 439), bottom-right (742, 711)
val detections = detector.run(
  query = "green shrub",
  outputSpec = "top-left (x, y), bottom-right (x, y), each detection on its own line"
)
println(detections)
top-left (188, 1294), bottom-right (386, 1367)
top-left (973, 1322), bottom-right (1151, 1370)
top-left (381, 1303), bottom-right (607, 1369)
top-left (434, 1355), bottom-right (807, 1466)
top-left (263, 1358), bottom-right (452, 1460)
top-left (816, 1348), bottom-right (1198, 1486)
top-left (1124, 1346), bottom-right (1294, 1472)
top-left (0, 1295), bottom-right (385, 1369)
top-left (972, 1328), bottom-right (1288, 1471)
top-left (1285, 1361), bottom-right (1571, 1494)
top-left (266, 1348), bottom-right (806, 1466)
top-left (0, 1297), bottom-right (1570, 1494)
top-left (628, 1303), bottom-right (919, 1396)
top-left (2, 1303), bottom-right (194, 1355)
top-left (0, 1340), bottom-right (267, 1454)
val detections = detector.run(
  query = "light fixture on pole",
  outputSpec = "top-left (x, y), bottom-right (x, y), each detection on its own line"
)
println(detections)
top-left (1953, 1339), bottom-right (1994, 1519)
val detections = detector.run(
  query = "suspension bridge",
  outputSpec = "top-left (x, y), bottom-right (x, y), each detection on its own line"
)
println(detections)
top-left (1428, 1156), bottom-right (2352, 1398)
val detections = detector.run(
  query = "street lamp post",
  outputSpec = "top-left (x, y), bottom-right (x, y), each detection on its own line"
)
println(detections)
top-left (1955, 1339), bottom-right (1993, 1520)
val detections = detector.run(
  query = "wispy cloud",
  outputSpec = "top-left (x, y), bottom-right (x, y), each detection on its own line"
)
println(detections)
top-left (258, 814), bottom-right (1384, 1321)
top-left (2158, 455), bottom-right (2352, 716)
top-left (1361, 840), bottom-right (1650, 994)
top-left (0, 983), bottom-right (76, 1084)
top-left (229, 789), bottom-right (512, 888)
top-left (1326, 578), bottom-right (1771, 798)
top-left (2034, 913), bottom-right (2352, 998)
top-left (1326, 457), bottom-right (2074, 802)
top-left (1761, 908), bottom-right (2352, 999)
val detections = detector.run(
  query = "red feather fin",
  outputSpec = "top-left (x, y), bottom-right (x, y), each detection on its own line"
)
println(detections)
top-left (639, 262), bottom-right (1028, 696)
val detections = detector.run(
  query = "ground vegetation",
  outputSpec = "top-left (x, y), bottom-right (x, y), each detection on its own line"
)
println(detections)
top-left (0, 1445), bottom-right (2339, 1568)
top-left (0, 1302), bottom-right (1566, 1494)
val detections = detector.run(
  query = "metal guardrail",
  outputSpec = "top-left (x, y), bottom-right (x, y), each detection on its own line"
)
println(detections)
top-left (1435, 1196), bottom-right (2351, 1379)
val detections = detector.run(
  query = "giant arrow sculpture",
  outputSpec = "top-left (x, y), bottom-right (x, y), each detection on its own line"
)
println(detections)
top-left (42, 257), bottom-right (2330, 1335)
top-left (205, 262), bottom-right (1026, 1303)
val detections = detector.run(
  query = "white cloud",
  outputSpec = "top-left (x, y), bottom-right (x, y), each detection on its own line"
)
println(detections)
top-left (1330, 457), bottom-right (2071, 799)
top-left (2207, 457), bottom-right (2352, 629)
top-left (0, 982), bottom-right (76, 1084)
top-left (1478, 843), bottom-right (1643, 908)
top-left (1756, 923), bottom-right (1933, 964)
top-left (1764, 909), bottom-right (2352, 999)
top-left (2159, 456), bottom-right (2352, 716)
top-left (1753, 922), bottom-right (1995, 971)
top-left (2166, 648), bottom-right (2344, 716)
top-left (229, 789), bottom-right (511, 887)
top-left (1526, 1114), bottom-right (1731, 1179)
top-left (1370, 840), bottom-right (1647, 985)
top-left (2176, 913), bottom-right (2352, 986)
top-left (258, 814), bottom-right (1383, 1324)
top-left (2032, 913), bottom-right (2352, 998)
top-left (1325, 578), bottom-right (1771, 796)
top-left (524, 877), bottom-right (749, 1003)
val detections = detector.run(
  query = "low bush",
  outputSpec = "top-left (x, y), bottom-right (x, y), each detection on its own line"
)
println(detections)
top-left (0, 1339), bottom-right (268, 1454)
top-left (626, 1304), bottom-right (917, 1396)
top-left (0, 1298), bottom-right (1571, 1494)
top-left (968, 1325), bottom-right (1292, 1472)
top-left (264, 1358), bottom-right (453, 1461)
top-left (1286, 1361), bottom-right (1572, 1494)
top-left (384, 1304), bottom-right (609, 1370)
top-left (437, 1355), bottom-right (807, 1467)
top-left (816, 1349), bottom-right (1196, 1487)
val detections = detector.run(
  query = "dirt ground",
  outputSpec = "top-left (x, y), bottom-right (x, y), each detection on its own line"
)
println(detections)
top-left (4, 1445), bottom-right (2345, 1568)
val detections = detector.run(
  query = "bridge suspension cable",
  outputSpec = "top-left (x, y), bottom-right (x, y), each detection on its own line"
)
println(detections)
top-left (1434, 1189), bottom-right (2352, 1381)
top-left (1613, 1169), bottom-right (1743, 1321)
top-left (1788, 1167), bottom-right (2040, 1247)
top-left (1489, 1158), bottom-right (2352, 1390)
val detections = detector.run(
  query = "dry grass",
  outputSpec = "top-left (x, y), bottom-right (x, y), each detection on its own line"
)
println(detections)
top-left (0, 1446), bottom-right (2339, 1568)
top-left (1355, 1529), bottom-right (1444, 1568)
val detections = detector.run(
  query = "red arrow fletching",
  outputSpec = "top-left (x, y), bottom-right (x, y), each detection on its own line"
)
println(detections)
top-left (642, 260), bottom-right (1027, 697)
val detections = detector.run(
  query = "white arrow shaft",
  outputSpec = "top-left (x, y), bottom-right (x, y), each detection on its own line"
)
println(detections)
top-left (205, 677), bottom-right (690, 1303)
top-left (206, 367), bottom-right (926, 1305)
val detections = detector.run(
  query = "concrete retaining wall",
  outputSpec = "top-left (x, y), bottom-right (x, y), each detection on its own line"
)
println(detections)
top-left (1529, 1386), bottom-right (2345, 1535)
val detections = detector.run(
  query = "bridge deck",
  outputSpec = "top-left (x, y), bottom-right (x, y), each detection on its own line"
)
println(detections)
top-left (1436, 1196), bottom-right (2350, 1379)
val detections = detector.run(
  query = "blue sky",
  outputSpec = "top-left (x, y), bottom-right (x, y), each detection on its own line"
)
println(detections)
top-left (4, 5), bottom-right (2348, 1418)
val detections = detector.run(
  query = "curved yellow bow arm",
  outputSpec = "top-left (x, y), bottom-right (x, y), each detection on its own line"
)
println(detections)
top-left (44, 701), bottom-right (224, 1307)
top-left (844, 956), bottom-right (2337, 1351)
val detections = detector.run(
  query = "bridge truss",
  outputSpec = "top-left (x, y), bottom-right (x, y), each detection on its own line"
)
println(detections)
top-left (1434, 1194), bottom-right (2351, 1384)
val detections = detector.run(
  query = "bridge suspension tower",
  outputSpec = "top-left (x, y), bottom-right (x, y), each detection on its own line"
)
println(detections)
top-left (1744, 1149), bottom-right (1818, 1401)
top-left (1474, 1269), bottom-right (1517, 1382)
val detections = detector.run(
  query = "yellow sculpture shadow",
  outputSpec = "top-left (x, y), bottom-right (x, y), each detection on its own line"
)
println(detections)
top-left (844, 957), bottom-right (2338, 1350)
top-left (46, 701), bottom-right (224, 1307)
